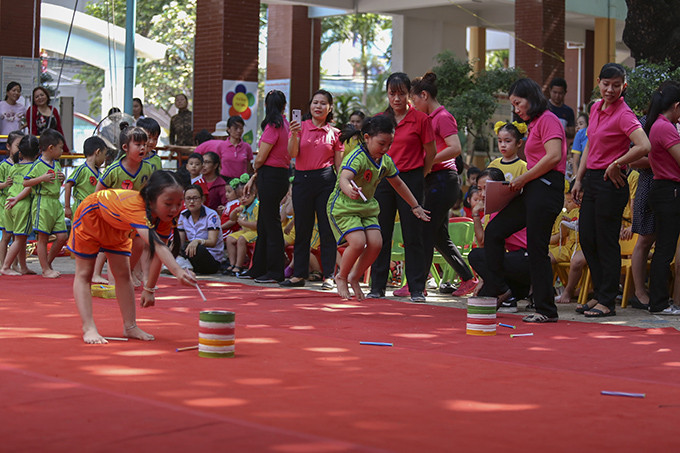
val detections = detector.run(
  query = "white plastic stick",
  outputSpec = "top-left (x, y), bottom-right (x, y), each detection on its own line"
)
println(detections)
top-left (350, 180), bottom-right (367, 202)
top-left (196, 283), bottom-right (207, 301)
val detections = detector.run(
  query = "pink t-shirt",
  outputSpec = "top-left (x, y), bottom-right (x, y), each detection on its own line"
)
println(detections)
top-left (387, 108), bottom-right (434, 172)
top-left (429, 106), bottom-right (458, 172)
top-left (487, 212), bottom-right (527, 252)
top-left (525, 110), bottom-right (567, 174)
top-left (258, 120), bottom-right (291, 169)
top-left (586, 97), bottom-right (641, 170)
top-left (649, 114), bottom-right (680, 182)
top-left (291, 119), bottom-right (342, 171)
top-left (216, 140), bottom-right (253, 178)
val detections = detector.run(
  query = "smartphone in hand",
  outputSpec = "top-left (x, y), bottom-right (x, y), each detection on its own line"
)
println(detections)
top-left (292, 109), bottom-right (301, 124)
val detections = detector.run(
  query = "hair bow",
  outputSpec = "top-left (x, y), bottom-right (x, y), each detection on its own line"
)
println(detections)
top-left (494, 120), bottom-right (528, 136)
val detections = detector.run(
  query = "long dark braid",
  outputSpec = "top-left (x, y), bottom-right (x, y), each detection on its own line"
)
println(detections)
top-left (139, 171), bottom-right (183, 258)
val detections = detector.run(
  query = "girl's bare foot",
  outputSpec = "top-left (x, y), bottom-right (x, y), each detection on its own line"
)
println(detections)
top-left (20, 267), bottom-right (36, 275)
top-left (335, 275), bottom-right (351, 300)
top-left (348, 273), bottom-right (364, 301)
top-left (42, 269), bottom-right (60, 279)
top-left (0, 268), bottom-right (21, 276)
top-left (83, 328), bottom-right (108, 344)
top-left (124, 325), bottom-right (155, 341)
top-left (91, 275), bottom-right (108, 284)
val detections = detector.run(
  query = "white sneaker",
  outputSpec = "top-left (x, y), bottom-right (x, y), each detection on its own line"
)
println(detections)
top-left (658, 304), bottom-right (680, 315)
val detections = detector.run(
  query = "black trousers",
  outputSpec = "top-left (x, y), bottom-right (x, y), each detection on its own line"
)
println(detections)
top-left (468, 247), bottom-right (530, 299)
top-left (370, 168), bottom-right (426, 294)
top-left (648, 179), bottom-right (680, 312)
top-left (248, 165), bottom-right (289, 280)
top-left (182, 244), bottom-right (220, 275)
top-left (423, 169), bottom-right (474, 282)
top-left (484, 170), bottom-right (564, 318)
top-left (579, 169), bottom-right (629, 310)
top-left (292, 167), bottom-right (337, 278)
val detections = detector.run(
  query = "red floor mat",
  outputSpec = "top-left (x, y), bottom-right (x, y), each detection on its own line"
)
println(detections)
top-left (1, 276), bottom-right (678, 452)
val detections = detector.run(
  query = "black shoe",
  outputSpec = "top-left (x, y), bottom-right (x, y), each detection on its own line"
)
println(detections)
top-left (439, 282), bottom-right (455, 294)
top-left (279, 278), bottom-right (305, 287)
top-left (410, 292), bottom-right (427, 302)
top-left (254, 275), bottom-right (282, 284)
top-left (366, 289), bottom-right (385, 299)
top-left (498, 297), bottom-right (519, 313)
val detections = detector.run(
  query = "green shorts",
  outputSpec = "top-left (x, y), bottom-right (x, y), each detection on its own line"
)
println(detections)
top-left (32, 196), bottom-right (67, 235)
top-left (327, 212), bottom-right (380, 245)
top-left (6, 198), bottom-right (33, 236)
top-left (0, 195), bottom-right (6, 230)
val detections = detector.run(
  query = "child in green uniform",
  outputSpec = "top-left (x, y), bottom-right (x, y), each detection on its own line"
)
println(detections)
top-left (64, 136), bottom-right (107, 220)
top-left (19, 129), bottom-right (68, 278)
top-left (97, 126), bottom-right (154, 191)
top-left (137, 117), bottom-right (162, 172)
top-left (94, 127), bottom-right (154, 284)
top-left (0, 131), bottom-right (24, 269)
top-left (328, 115), bottom-right (430, 300)
top-left (1, 135), bottom-right (41, 275)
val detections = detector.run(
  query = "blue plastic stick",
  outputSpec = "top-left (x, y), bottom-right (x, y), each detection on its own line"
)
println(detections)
top-left (360, 341), bottom-right (393, 347)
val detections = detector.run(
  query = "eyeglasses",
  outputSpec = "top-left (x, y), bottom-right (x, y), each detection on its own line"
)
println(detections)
top-left (185, 196), bottom-right (201, 202)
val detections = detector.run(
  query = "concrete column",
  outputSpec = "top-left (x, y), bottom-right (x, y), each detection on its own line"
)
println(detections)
top-left (0, 0), bottom-right (41, 57)
top-left (266, 5), bottom-right (321, 113)
top-left (391, 15), bottom-right (467, 79)
top-left (468, 27), bottom-right (486, 74)
top-left (514, 0), bottom-right (565, 89)
top-left (593, 18), bottom-right (616, 84)
top-left (194, 0), bottom-right (260, 134)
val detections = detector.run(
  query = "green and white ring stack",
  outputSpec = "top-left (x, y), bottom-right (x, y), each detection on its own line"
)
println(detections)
top-left (466, 297), bottom-right (496, 336)
top-left (199, 310), bottom-right (235, 358)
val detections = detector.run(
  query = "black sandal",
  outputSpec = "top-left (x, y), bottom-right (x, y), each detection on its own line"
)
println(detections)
top-left (575, 301), bottom-right (598, 314)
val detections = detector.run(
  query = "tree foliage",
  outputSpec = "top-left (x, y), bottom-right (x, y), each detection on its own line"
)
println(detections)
top-left (433, 51), bottom-right (523, 154)
top-left (623, 0), bottom-right (680, 67)
top-left (623, 60), bottom-right (680, 116)
top-left (76, 0), bottom-right (195, 118)
top-left (321, 13), bottom-right (391, 105)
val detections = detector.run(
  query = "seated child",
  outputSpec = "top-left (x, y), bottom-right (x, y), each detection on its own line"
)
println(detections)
top-left (185, 152), bottom-right (209, 206)
top-left (224, 186), bottom-right (259, 276)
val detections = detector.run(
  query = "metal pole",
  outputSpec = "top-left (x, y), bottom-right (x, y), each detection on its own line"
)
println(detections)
top-left (124, 0), bottom-right (136, 115)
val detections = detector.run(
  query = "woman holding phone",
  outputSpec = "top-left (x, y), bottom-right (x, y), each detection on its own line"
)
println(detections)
top-left (281, 90), bottom-right (342, 289)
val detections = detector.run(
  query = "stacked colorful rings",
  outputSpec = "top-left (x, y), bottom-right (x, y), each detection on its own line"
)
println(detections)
top-left (466, 298), bottom-right (497, 336)
top-left (199, 310), bottom-right (235, 358)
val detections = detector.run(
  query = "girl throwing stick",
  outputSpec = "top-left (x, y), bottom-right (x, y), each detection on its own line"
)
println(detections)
top-left (68, 171), bottom-right (197, 344)
top-left (328, 115), bottom-right (430, 300)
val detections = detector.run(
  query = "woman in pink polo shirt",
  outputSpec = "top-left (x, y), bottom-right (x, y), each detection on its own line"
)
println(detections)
top-left (280, 90), bottom-right (342, 289)
top-left (485, 78), bottom-right (567, 323)
top-left (368, 72), bottom-right (436, 302)
top-left (410, 72), bottom-right (478, 297)
top-left (645, 82), bottom-right (680, 315)
top-left (217, 116), bottom-right (254, 180)
top-left (572, 64), bottom-right (650, 318)
top-left (241, 90), bottom-right (291, 283)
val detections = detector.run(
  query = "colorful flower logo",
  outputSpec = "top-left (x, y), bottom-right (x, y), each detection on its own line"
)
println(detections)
top-left (225, 84), bottom-right (255, 120)
top-left (225, 83), bottom-right (256, 144)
